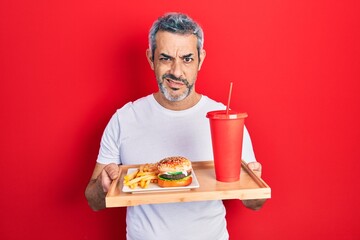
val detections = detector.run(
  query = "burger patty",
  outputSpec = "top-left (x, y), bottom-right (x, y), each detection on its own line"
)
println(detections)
top-left (159, 170), bottom-right (192, 180)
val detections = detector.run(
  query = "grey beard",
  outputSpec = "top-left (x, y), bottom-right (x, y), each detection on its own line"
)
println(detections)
top-left (158, 74), bottom-right (194, 102)
top-left (158, 81), bottom-right (193, 102)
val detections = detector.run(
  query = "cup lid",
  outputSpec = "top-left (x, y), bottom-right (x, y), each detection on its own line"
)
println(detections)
top-left (206, 110), bottom-right (248, 119)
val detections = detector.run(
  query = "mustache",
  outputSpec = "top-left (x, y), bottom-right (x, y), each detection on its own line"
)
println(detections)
top-left (162, 74), bottom-right (189, 85)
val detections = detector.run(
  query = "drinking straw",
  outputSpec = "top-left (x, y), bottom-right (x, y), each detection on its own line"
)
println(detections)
top-left (226, 82), bottom-right (233, 115)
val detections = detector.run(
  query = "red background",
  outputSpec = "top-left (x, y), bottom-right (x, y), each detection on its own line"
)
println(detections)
top-left (1, 0), bottom-right (359, 239)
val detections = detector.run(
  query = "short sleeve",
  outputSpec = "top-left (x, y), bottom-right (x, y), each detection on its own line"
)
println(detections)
top-left (96, 112), bottom-right (121, 165)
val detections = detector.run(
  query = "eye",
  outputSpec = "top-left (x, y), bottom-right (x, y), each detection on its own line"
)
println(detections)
top-left (159, 56), bottom-right (171, 61)
top-left (183, 57), bottom-right (194, 63)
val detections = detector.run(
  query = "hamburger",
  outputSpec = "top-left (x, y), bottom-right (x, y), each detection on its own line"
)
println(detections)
top-left (157, 156), bottom-right (193, 187)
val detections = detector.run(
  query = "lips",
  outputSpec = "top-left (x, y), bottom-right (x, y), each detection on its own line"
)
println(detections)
top-left (166, 79), bottom-right (184, 89)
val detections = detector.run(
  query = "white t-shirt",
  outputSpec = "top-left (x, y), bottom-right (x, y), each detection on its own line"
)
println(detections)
top-left (97, 94), bottom-right (257, 240)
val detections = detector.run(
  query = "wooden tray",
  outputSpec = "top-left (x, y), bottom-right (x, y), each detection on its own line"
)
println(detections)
top-left (106, 161), bottom-right (271, 207)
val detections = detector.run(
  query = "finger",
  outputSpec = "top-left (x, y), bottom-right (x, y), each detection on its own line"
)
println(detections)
top-left (100, 163), bottom-right (119, 192)
top-left (104, 163), bottom-right (120, 179)
top-left (247, 162), bottom-right (262, 172)
top-left (100, 169), bottom-right (112, 192)
top-left (247, 162), bottom-right (262, 178)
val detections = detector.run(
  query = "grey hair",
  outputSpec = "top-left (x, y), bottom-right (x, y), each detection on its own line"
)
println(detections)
top-left (148, 12), bottom-right (204, 61)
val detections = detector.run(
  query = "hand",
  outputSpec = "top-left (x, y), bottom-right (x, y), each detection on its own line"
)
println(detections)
top-left (98, 163), bottom-right (119, 193)
top-left (247, 161), bottom-right (262, 178)
top-left (85, 163), bottom-right (120, 211)
top-left (242, 161), bottom-right (266, 210)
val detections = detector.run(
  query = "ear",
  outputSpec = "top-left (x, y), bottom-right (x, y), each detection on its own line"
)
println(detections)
top-left (146, 49), bottom-right (154, 70)
top-left (198, 49), bottom-right (206, 71)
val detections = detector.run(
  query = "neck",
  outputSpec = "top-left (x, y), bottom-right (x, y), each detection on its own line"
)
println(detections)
top-left (153, 91), bottom-right (201, 111)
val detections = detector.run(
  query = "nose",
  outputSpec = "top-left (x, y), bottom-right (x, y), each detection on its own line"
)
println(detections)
top-left (169, 59), bottom-right (183, 79)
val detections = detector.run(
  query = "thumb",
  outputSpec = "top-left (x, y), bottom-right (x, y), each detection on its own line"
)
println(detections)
top-left (104, 163), bottom-right (120, 180)
top-left (247, 162), bottom-right (262, 177)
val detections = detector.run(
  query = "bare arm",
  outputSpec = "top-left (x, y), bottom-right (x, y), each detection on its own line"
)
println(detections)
top-left (241, 162), bottom-right (267, 210)
top-left (85, 163), bottom-right (119, 211)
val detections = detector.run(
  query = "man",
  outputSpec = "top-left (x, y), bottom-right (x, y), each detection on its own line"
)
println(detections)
top-left (85, 12), bottom-right (265, 240)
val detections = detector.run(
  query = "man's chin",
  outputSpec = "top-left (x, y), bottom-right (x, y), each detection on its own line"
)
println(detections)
top-left (161, 89), bottom-right (186, 102)
top-left (165, 94), bottom-right (187, 102)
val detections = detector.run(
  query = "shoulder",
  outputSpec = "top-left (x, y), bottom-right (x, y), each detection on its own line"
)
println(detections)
top-left (200, 95), bottom-right (226, 110)
top-left (115, 95), bottom-right (153, 116)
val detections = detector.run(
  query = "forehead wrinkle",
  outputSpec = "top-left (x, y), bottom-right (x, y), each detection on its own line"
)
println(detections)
top-left (155, 32), bottom-right (197, 58)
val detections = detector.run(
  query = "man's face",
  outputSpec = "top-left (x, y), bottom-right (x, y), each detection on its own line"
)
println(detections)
top-left (147, 31), bottom-right (205, 102)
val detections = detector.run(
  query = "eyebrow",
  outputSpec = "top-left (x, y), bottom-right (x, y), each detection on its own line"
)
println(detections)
top-left (181, 53), bottom-right (194, 59)
top-left (160, 53), bottom-right (173, 59)
top-left (159, 53), bottom-right (194, 59)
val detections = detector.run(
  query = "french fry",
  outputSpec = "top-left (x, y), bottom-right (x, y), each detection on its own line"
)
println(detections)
top-left (140, 179), bottom-right (146, 188)
top-left (144, 179), bottom-right (151, 188)
top-left (137, 171), bottom-right (157, 176)
top-left (123, 163), bottom-right (159, 189)
top-left (123, 169), bottom-right (139, 182)
top-left (124, 175), bottom-right (146, 186)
